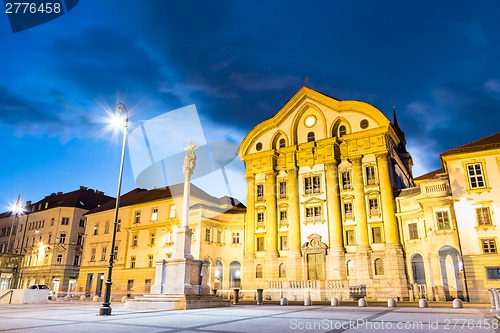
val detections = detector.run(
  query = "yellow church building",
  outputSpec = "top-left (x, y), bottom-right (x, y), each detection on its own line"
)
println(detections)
top-left (237, 86), bottom-right (414, 301)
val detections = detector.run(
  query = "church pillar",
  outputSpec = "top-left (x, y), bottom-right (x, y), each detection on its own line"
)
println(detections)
top-left (286, 167), bottom-right (302, 280)
top-left (351, 157), bottom-right (369, 249)
top-left (264, 172), bottom-right (279, 281)
top-left (245, 175), bottom-right (256, 257)
top-left (376, 153), bottom-right (399, 245)
top-left (325, 161), bottom-right (346, 282)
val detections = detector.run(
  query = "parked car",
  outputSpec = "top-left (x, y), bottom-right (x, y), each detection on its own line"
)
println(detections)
top-left (29, 284), bottom-right (53, 300)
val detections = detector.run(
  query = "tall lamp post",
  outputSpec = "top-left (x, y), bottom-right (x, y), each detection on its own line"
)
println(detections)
top-left (99, 103), bottom-right (129, 316)
top-left (7, 195), bottom-right (22, 253)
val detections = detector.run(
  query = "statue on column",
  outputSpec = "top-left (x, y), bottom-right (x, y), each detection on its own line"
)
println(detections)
top-left (183, 141), bottom-right (198, 179)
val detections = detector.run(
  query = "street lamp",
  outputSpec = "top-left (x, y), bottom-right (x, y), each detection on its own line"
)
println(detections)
top-left (99, 102), bottom-right (129, 316)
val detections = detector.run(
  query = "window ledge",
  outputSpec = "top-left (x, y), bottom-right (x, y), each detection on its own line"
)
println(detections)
top-left (475, 225), bottom-right (496, 231)
top-left (467, 187), bottom-right (491, 194)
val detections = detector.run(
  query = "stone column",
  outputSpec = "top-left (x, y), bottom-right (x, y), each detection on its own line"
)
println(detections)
top-left (245, 175), bottom-right (256, 258)
top-left (351, 157), bottom-right (369, 249)
top-left (376, 153), bottom-right (399, 245)
top-left (265, 172), bottom-right (278, 257)
top-left (286, 167), bottom-right (302, 280)
top-left (325, 161), bottom-right (346, 282)
top-left (287, 167), bottom-right (301, 254)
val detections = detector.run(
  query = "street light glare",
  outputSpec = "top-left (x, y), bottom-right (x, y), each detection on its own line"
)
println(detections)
top-left (107, 112), bottom-right (127, 131)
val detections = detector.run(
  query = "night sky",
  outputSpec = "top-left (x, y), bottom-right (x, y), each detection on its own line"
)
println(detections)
top-left (1, 1), bottom-right (500, 209)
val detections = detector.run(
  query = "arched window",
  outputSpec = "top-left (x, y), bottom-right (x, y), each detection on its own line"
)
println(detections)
top-left (279, 263), bottom-right (286, 278)
top-left (256, 264), bottom-right (263, 278)
top-left (229, 261), bottom-right (241, 288)
top-left (374, 258), bottom-right (384, 275)
top-left (214, 260), bottom-right (224, 289)
top-left (307, 132), bottom-right (315, 142)
top-left (347, 260), bottom-right (355, 276)
top-left (339, 125), bottom-right (347, 137)
top-left (279, 138), bottom-right (286, 148)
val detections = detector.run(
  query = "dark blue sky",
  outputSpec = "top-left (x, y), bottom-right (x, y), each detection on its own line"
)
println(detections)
top-left (1, 1), bottom-right (500, 208)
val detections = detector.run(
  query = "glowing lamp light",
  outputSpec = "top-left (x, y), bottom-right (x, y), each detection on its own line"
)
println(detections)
top-left (214, 269), bottom-right (221, 278)
top-left (107, 111), bottom-right (127, 131)
top-left (234, 270), bottom-right (241, 279)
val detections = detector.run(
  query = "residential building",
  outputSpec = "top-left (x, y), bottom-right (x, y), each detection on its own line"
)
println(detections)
top-left (77, 184), bottom-right (245, 298)
top-left (396, 169), bottom-right (466, 301)
top-left (440, 133), bottom-right (500, 303)
top-left (237, 86), bottom-right (414, 301)
top-left (9, 186), bottom-right (113, 295)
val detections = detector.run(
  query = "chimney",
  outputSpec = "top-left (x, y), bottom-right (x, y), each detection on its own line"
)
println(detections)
top-left (57, 192), bottom-right (63, 195)
top-left (79, 186), bottom-right (88, 191)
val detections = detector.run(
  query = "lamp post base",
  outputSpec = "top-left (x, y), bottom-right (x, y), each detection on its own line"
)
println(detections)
top-left (99, 306), bottom-right (112, 316)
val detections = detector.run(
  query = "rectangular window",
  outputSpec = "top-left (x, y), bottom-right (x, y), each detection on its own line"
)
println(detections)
top-left (486, 267), bottom-right (500, 280)
top-left (369, 198), bottom-right (379, 215)
top-left (279, 181), bottom-right (287, 198)
top-left (372, 226), bottom-right (382, 243)
top-left (280, 235), bottom-right (288, 250)
top-left (73, 255), bottom-right (80, 266)
top-left (280, 210), bottom-right (288, 225)
top-left (79, 219), bottom-right (85, 227)
top-left (256, 237), bottom-right (265, 251)
top-left (304, 177), bottom-right (312, 194)
top-left (346, 230), bottom-right (356, 245)
top-left (127, 280), bottom-right (134, 291)
top-left (477, 207), bottom-right (492, 226)
top-left (134, 211), bottom-right (141, 224)
top-left (151, 208), bottom-right (158, 221)
top-left (408, 223), bottom-right (419, 240)
top-left (101, 247), bottom-right (107, 261)
top-left (150, 232), bottom-right (156, 245)
top-left (93, 224), bottom-right (99, 235)
top-left (436, 211), bottom-right (451, 229)
top-left (147, 255), bottom-right (154, 268)
top-left (217, 230), bottom-right (222, 243)
top-left (257, 184), bottom-right (264, 201)
top-left (104, 221), bottom-right (110, 234)
top-left (232, 232), bottom-right (240, 244)
top-left (56, 254), bottom-right (63, 265)
top-left (467, 163), bottom-right (486, 189)
top-left (132, 234), bottom-right (138, 247)
top-left (306, 206), bottom-right (322, 221)
top-left (341, 172), bottom-right (351, 190)
top-left (130, 256), bottom-right (136, 268)
top-left (366, 166), bottom-right (376, 185)
top-left (313, 176), bottom-right (321, 193)
top-left (145, 279), bottom-right (152, 293)
top-left (61, 217), bottom-right (69, 225)
top-left (169, 205), bottom-right (176, 218)
top-left (482, 239), bottom-right (497, 254)
top-left (117, 219), bottom-right (121, 232)
top-left (90, 248), bottom-right (96, 261)
top-left (205, 228), bottom-right (211, 242)
top-left (77, 234), bottom-right (83, 246)
top-left (257, 212), bottom-right (265, 227)
top-left (344, 202), bottom-right (353, 219)
top-left (50, 218), bottom-right (55, 226)
top-left (59, 233), bottom-right (66, 244)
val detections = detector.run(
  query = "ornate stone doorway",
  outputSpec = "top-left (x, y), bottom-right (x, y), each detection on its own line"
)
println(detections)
top-left (302, 234), bottom-right (327, 281)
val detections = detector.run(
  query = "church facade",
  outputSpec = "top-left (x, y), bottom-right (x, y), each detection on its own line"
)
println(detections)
top-left (237, 87), bottom-right (414, 301)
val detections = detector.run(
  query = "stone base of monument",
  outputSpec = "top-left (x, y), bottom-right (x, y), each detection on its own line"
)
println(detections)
top-left (125, 256), bottom-right (230, 311)
top-left (125, 294), bottom-right (230, 310)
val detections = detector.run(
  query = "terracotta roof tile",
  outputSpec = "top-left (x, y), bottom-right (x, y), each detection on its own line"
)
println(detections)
top-left (442, 132), bottom-right (500, 156)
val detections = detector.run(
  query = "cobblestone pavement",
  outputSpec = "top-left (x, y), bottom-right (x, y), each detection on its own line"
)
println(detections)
top-left (0, 302), bottom-right (498, 332)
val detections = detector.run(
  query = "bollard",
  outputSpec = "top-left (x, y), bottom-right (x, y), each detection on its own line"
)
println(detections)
top-left (331, 297), bottom-right (339, 306)
top-left (79, 295), bottom-right (86, 301)
top-left (280, 297), bottom-right (288, 306)
top-left (256, 289), bottom-right (264, 305)
top-left (63, 295), bottom-right (70, 301)
top-left (92, 296), bottom-right (99, 302)
top-left (358, 298), bottom-right (367, 307)
top-left (387, 298), bottom-right (397, 307)
top-left (212, 289), bottom-right (218, 296)
top-left (304, 291), bottom-right (312, 306)
top-left (452, 298), bottom-right (463, 308)
top-left (419, 298), bottom-right (428, 308)
top-left (121, 295), bottom-right (127, 303)
top-left (233, 289), bottom-right (240, 305)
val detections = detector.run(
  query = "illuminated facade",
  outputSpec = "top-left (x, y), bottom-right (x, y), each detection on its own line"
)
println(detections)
top-left (77, 184), bottom-right (245, 298)
top-left (7, 187), bottom-right (112, 295)
top-left (237, 87), bottom-right (413, 301)
top-left (441, 133), bottom-right (500, 303)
